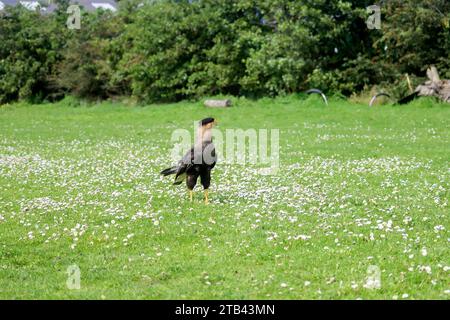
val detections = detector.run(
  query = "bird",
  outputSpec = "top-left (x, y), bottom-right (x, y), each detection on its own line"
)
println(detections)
top-left (161, 117), bottom-right (217, 204)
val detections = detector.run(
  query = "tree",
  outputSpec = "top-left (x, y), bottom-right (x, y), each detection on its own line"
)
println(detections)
top-left (0, 6), bottom-right (67, 103)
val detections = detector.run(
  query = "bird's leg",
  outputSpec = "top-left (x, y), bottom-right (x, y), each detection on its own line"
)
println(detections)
top-left (204, 189), bottom-right (209, 204)
top-left (189, 190), bottom-right (194, 202)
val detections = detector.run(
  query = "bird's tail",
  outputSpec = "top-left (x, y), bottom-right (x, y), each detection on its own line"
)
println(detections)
top-left (160, 166), bottom-right (178, 176)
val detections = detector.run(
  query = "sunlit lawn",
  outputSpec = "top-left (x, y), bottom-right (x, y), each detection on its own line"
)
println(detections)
top-left (0, 96), bottom-right (448, 299)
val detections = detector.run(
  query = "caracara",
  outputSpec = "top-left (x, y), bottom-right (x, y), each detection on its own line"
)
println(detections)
top-left (161, 118), bottom-right (217, 204)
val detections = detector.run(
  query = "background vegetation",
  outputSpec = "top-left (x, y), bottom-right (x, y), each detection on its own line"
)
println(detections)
top-left (0, 0), bottom-right (449, 104)
top-left (1, 0), bottom-right (449, 299)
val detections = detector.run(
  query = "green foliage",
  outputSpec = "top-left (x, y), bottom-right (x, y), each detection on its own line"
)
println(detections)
top-left (56, 10), bottom-right (125, 99)
top-left (119, 1), bottom-right (203, 101)
top-left (0, 6), bottom-right (67, 103)
top-left (378, 0), bottom-right (450, 75)
top-left (0, 0), bottom-right (449, 103)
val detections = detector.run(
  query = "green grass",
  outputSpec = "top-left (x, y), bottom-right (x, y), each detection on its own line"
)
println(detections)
top-left (0, 95), bottom-right (448, 299)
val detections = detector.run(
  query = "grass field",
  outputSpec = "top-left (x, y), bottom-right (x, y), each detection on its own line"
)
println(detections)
top-left (0, 95), bottom-right (448, 299)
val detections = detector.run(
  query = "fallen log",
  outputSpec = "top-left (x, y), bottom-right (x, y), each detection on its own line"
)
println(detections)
top-left (415, 66), bottom-right (450, 103)
top-left (204, 99), bottom-right (232, 108)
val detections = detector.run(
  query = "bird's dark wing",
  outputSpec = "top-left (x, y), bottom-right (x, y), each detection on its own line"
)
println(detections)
top-left (203, 142), bottom-right (217, 169)
top-left (171, 142), bottom-right (217, 185)
top-left (173, 146), bottom-right (195, 185)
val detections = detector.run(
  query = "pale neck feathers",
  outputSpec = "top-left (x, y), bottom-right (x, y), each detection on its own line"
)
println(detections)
top-left (196, 126), bottom-right (213, 145)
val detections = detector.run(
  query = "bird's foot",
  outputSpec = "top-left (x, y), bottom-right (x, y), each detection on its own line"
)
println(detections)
top-left (189, 190), bottom-right (194, 202)
top-left (204, 190), bottom-right (209, 205)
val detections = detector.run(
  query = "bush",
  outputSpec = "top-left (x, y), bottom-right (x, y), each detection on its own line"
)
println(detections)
top-left (56, 10), bottom-right (125, 99)
top-left (0, 6), bottom-right (67, 103)
top-left (0, 0), bottom-right (449, 104)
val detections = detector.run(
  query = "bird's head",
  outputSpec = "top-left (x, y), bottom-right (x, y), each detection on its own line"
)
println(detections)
top-left (199, 117), bottom-right (217, 129)
top-left (198, 117), bottom-right (217, 143)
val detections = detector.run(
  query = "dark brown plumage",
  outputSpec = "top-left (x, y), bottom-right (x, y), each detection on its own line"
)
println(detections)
top-left (161, 118), bottom-right (217, 203)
